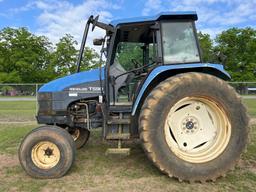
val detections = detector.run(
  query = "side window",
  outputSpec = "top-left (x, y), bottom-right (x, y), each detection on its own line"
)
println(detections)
top-left (149, 43), bottom-right (157, 63)
top-left (115, 42), bottom-right (143, 71)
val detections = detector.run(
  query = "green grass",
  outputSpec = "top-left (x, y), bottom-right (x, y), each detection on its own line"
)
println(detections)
top-left (0, 124), bottom-right (35, 155)
top-left (243, 99), bottom-right (256, 118)
top-left (0, 101), bottom-right (36, 122)
top-left (0, 123), bottom-right (255, 192)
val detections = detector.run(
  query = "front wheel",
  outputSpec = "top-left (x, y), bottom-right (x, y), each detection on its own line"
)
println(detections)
top-left (19, 126), bottom-right (76, 179)
top-left (68, 127), bottom-right (90, 149)
top-left (139, 73), bottom-right (249, 182)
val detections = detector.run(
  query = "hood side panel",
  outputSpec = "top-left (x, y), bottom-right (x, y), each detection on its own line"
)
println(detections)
top-left (39, 68), bottom-right (104, 92)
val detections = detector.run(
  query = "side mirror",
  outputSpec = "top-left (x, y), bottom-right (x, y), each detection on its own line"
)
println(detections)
top-left (93, 38), bottom-right (104, 46)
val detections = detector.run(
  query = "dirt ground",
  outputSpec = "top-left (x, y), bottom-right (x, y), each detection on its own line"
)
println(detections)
top-left (0, 154), bottom-right (18, 171)
top-left (250, 118), bottom-right (256, 125)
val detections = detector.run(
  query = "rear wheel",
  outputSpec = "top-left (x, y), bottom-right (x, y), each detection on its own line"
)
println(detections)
top-left (19, 126), bottom-right (76, 179)
top-left (139, 73), bottom-right (249, 182)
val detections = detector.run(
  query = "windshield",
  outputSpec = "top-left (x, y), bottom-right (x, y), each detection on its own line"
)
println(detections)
top-left (161, 22), bottom-right (200, 64)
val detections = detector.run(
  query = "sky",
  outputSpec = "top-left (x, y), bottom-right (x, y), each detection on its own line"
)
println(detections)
top-left (0, 0), bottom-right (255, 47)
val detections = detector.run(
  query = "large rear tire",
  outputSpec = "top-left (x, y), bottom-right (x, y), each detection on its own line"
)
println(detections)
top-left (139, 73), bottom-right (249, 182)
top-left (19, 126), bottom-right (76, 179)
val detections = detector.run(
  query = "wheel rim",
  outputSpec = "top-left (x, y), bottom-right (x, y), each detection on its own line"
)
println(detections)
top-left (71, 128), bottom-right (80, 141)
top-left (164, 96), bottom-right (231, 163)
top-left (31, 141), bottom-right (60, 169)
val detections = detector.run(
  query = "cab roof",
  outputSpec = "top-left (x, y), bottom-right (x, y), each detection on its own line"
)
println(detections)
top-left (110, 11), bottom-right (198, 27)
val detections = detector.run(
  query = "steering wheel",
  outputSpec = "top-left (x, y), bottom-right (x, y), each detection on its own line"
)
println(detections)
top-left (132, 59), bottom-right (148, 75)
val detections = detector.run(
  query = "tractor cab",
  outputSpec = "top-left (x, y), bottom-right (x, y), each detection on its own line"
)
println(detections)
top-left (108, 22), bottom-right (158, 104)
top-left (106, 14), bottom-right (201, 105)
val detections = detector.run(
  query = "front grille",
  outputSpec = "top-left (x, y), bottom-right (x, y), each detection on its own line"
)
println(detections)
top-left (37, 92), bottom-right (52, 115)
top-left (38, 92), bottom-right (52, 100)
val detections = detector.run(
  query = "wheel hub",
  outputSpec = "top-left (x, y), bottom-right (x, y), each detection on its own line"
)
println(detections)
top-left (44, 147), bottom-right (53, 157)
top-left (31, 141), bottom-right (61, 169)
top-left (185, 121), bottom-right (194, 129)
top-left (164, 97), bottom-right (231, 163)
top-left (182, 117), bottom-right (198, 133)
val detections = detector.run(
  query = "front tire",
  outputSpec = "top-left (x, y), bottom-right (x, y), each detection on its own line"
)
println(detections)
top-left (139, 73), bottom-right (249, 182)
top-left (19, 126), bottom-right (76, 179)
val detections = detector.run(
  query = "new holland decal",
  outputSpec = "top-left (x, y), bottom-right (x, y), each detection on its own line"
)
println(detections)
top-left (68, 87), bottom-right (101, 96)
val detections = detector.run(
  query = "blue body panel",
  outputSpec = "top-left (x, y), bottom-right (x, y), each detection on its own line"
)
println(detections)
top-left (131, 63), bottom-right (230, 116)
top-left (39, 68), bottom-right (104, 92)
top-left (110, 11), bottom-right (197, 26)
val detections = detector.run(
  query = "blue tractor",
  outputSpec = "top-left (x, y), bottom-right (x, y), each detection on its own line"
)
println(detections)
top-left (19, 12), bottom-right (249, 182)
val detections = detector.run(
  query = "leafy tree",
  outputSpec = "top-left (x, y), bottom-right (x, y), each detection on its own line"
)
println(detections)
top-left (80, 47), bottom-right (100, 71)
top-left (0, 27), bottom-right (53, 83)
top-left (198, 32), bottom-right (215, 63)
top-left (51, 34), bottom-right (100, 77)
top-left (0, 71), bottom-right (21, 83)
top-left (0, 28), bottom-right (101, 83)
top-left (50, 34), bottom-right (78, 77)
top-left (215, 27), bottom-right (256, 81)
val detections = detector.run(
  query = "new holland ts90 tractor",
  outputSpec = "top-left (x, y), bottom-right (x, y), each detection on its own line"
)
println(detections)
top-left (18, 12), bottom-right (249, 182)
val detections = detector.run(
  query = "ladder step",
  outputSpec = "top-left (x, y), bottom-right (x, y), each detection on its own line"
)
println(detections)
top-left (105, 148), bottom-right (130, 155)
top-left (106, 133), bottom-right (130, 140)
top-left (107, 118), bottom-right (131, 124)
top-left (109, 105), bottom-right (132, 112)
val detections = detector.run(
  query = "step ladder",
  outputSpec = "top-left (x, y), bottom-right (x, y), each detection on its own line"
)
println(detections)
top-left (105, 112), bottom-right (131, 155)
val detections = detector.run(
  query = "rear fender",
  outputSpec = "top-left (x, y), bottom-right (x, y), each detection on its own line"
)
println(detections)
top-left (131, 63), bottom-right (230, 116)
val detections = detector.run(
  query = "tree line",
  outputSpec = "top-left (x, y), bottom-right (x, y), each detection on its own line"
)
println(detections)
top-left (0, 27), bottom-right (255, 83)
top-left (0, 27), bottom-right (100, 83)
top-left (198, 27), bottom-right (256, 81)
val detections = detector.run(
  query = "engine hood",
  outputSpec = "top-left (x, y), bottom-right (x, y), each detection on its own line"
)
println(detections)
top-left (39, 68), bottom-right (104, 93)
